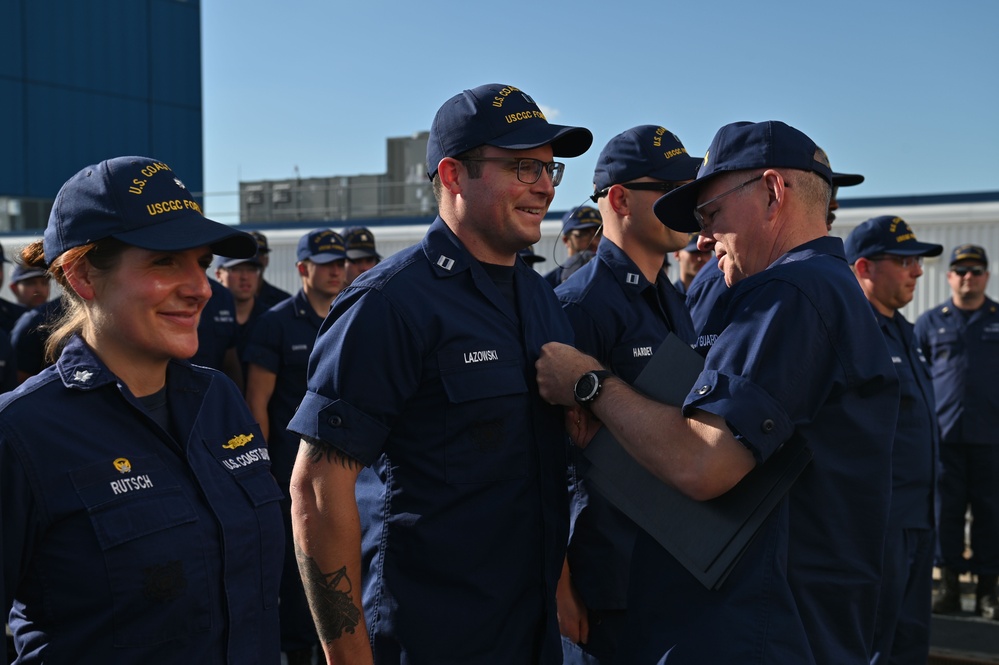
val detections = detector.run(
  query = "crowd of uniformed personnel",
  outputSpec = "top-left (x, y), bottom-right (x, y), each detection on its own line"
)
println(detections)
top-left (2, 83), bottom-right (998, 665)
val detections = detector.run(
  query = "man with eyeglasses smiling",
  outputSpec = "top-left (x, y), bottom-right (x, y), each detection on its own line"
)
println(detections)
top-left (536, 120), bottom-right (899, 664)
top-left (915, 243), bottom-right (999, 621)
top-left (845, 215), bottom-right (943, 663)
top-left (287, 83), bottom-right (592, 664)
top-left (553, 125), bottom-right (700, 664)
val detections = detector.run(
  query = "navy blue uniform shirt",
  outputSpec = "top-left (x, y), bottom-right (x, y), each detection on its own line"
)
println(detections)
top-left (685, 253), bottom-right (727, 334)
top-left (877, 309), bottom-right (938, 527)
top-left (556, 239), bottom-right (695, 610)
top-left (190, 279), bottom-right (237, 371)
top-left (257, 279), bottom-right (293, 310)
top-left (0, 299), bottom-right (26, 334)
top-left (625, 236), bottom-right (898, 665)
top-left (0, 335), bottom-right (284, 664)
top-left (288, 216), bottom-right (573, 664)
top-left (243, 290), bottom-right (323, 484)
top-left (914, 297), bottom-right (999, 444)
top-left (10, 299), bottom-right (63, 377)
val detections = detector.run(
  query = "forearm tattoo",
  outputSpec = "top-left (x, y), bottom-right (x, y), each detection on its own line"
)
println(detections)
top-left (296, 543), bottom-right (363, 643)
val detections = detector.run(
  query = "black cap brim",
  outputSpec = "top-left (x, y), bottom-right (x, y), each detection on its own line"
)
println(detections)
top-left (652, 174), bottom-right (723, 233)
top-left (832, 171), bottom-right (864, 187)
top-left (490, 124), bottom-right (593, 158)
top-left (113, 216), bottom-right (258, 259)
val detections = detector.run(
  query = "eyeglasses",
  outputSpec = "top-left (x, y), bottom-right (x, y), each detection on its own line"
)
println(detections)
top-left (952, 265), bottom-right (987, 277)
top-left (459, 157), bottom-right (565, 186)
top-left (589, 181), bottom-right (686, 203)
top-left (691, 175), bottom-right (762, 231)
top-left (870, 255), bottom-right (923, 269)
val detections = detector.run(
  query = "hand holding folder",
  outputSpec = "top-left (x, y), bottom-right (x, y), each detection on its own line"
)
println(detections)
top-left (581, 333), bottom-right (812, 590)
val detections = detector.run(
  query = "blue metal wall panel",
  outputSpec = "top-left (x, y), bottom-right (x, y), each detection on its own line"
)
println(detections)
top-left (0, 1), bottom-right (23, 78)
top-left (25, 85), bottom-right (153, 196)
top-left (24, 0), bottom-right (149, 98)
top-left (1, 0), bottom-right (203, 208)
top-left (150, 0), bottom-right (202, 107)
top-left (0, 80), bottom-right (27, 195)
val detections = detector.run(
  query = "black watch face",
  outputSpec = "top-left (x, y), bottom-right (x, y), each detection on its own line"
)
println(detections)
top-left (575, 373), bottom-right (598, 402)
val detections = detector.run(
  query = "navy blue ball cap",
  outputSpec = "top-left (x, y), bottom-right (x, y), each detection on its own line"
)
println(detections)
top-left (43, 156), bottom-right (256, 265)
top-left (561, 206), bottom-right (602, 233)
top-left (343, 226), bottom-right (381, 260)
top-left (297, 228), bottom-right (346, 264)
top-left (518, 245), bottom-right (545, 265)
top-left (212, 252), bottom-right (262, 271)
top-left (593, 125), bottom-right (701, 191)
top-left (950, 243), bottom-right (988, 266)
top-left (10, 264), bottom-right (48, 284)
top-left (653, 121), bottom-right (835, 233)
top-left (426, 83), bottom-right (593, 179)
top-left (844, 215), bottom-right (943, 264)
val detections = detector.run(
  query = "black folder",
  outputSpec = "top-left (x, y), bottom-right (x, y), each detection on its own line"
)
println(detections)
top-left (581, 333), bottom-right (812, 590)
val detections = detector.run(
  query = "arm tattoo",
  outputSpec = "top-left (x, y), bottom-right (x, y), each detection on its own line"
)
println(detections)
top-left (296, 543), bottom-right (363, 643)
top-left (301, 435), bottom-right (364, 469)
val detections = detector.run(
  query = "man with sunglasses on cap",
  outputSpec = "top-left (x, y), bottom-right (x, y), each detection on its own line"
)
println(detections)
top-left (287, 84), bottom-right (592, 664)
top-left (845, 215), bottom-right (942, 663)
top-left (544, 206), bottom-right (603, 287)
top-left (915, 244), bottom-right (999, 620)
top-left (553, 124), bottom-right (699, 664)
top-left (536, 120), bottom-right (898, 664)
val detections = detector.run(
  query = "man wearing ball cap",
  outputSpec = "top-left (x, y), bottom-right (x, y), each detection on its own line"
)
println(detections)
top-left (553, 124), bottom-right (700, 664)
top-left (916, 243), bottom-right (999, 621)
top-left (846, 215), bottom-right (942, 662)
top-left (536, 120), bottom-right (898, 663)
top-left (289, 84), bottom-right (592, 663)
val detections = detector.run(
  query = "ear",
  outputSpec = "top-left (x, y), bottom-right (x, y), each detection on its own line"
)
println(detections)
top-left (854, 257), bottom-right (874, 281)
top-left (607, 184), bottom-right (630, 216)
top-left (762, 169), bottom-right (788, 220)
top-left (63, 257), bottom-right (98, 301)
top-left (8, 283), bottom-right (15, 296)
top-left (437, 158), bottom-right (463, 195)
top-left (296, 261), bottom-right (309, 277)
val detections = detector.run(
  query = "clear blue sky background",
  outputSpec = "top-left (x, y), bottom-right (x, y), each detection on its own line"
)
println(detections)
top-left (201, 0), bottom-right (998, 224)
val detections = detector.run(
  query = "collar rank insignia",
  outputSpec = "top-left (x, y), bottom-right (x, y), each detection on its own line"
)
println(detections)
top-left (73, 370), bottom-right (94, 383)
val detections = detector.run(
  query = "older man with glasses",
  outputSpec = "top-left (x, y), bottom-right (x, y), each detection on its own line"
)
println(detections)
top-left (536, 120), bottom-right (899, 664)
top-left (916, 243), bottom-right (999, 620)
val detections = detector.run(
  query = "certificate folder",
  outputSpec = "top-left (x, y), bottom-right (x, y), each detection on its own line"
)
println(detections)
top-left (581, 333), bottom-right (812, 590)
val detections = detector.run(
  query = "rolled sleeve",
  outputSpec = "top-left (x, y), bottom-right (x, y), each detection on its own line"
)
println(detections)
top-left (287, 392), bottom-right (391, 467)
top-left (684, 369), bottom-right (794, 463)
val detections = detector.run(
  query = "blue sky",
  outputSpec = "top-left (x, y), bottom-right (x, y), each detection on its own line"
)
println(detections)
top-left (201, 0), bottom-right (999, 224)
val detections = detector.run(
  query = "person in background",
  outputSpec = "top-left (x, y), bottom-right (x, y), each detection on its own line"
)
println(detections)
top-left (536, 121), bottom-right (898, 664)
top-left (10, 298), bottom-right (63, 384)
top-left (0, 244), bottom-right (28, 333)
top-left (519, 244), bottom-right (547, 268)
top-left (8, 265), bottom-right (50, 310)
top-left (343, 226), bottom-right (382, 286)
top-left (845, 215), bottom-right (942, 662)
top-left (916, 243), bottom-right (999, 620)
top-left (0, 155), bottom-right (283, 664)
top-left (249, 230), bottom-right (293, 309)
top-left (671, 233), bottom-right (710, 296)
top-left (214, 252), bottom-right (268, 383)
top-left (555, 124), bottom-right (700, 664)
top-left (244, 228), bottom-right (347, 665)
top-left (544, 206), bottom-right (602, 287)
top-left (288, 82), bottom-right (591, 664)
top-left (189, 277), bottom-right (242, 390)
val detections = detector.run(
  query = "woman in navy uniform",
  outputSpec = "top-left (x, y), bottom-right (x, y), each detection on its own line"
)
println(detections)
top-left (0, 156), bottom-right (284, 664)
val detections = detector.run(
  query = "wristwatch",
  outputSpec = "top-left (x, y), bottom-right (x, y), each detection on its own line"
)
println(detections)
top-left (573, 370), bottom-right (613, 409)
